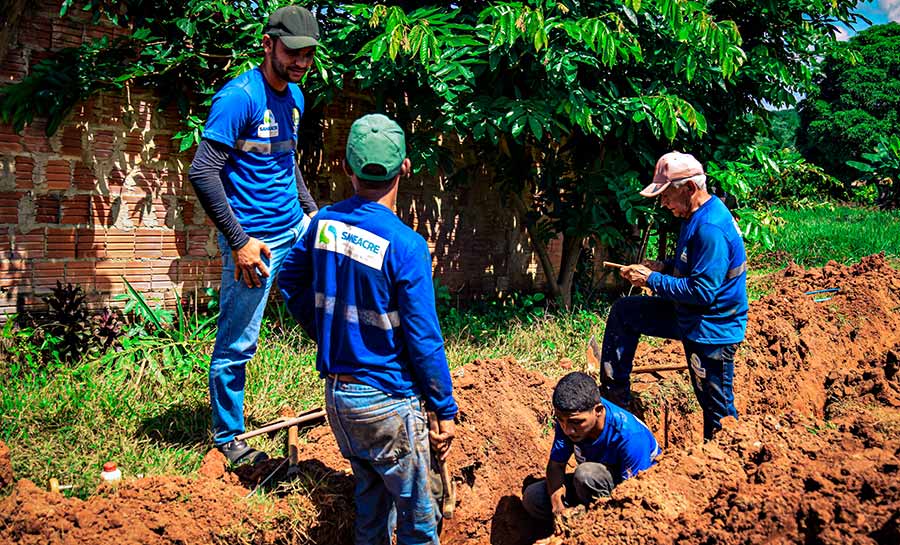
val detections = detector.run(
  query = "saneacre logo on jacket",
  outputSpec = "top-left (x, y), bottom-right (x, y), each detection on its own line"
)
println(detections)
top-left (315, 220), bottom-right (390, 270)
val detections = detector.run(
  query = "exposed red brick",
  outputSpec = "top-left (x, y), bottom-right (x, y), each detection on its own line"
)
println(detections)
top-left (92, 130), bottom-right (115, 159)
top-left (45, 159), bottom-right (77, 191)
top-left (33, 262), bottom-right (65, 291)
top-left (73, 162), bottom-right (96, 190)
top-left (134, 229), bottom-right (162, 258)
top-left (0, 192), bottom-right (22, 223)
top-left (106, 229), bottom-right (135, 258)
top-left (91, 195), bottom-right (116, 226)
top-left (65, 261), bottom-right (96, 289)
top-left (60, 194), bottom-right (92, 225)
top-left (94, 260), bottom-right (125, 288)
top-left (51, 19), bottom-right (86, 49)
top-left (46, 228), bottom-right (77, 258)
top-left (60, 125), bottom-right (84, 157)
top-left (161, 232), bottom-right (187, 258)
top-left (0, 268), bottom-right (27, 289)
top-left (124, 131), bottom-right (143, 155)
top-left (15, 157), bottom-right (34, 189)
top-left (34, 194), bottom-right (62, 224)
top-left (0, 130), bottom-right (23, 153)
top-left (187, 229), bottom-right (212, 257)
top-left (106, 168), bottom-right (126, 189)
top-left (75, 227), bottom-right (105, 259)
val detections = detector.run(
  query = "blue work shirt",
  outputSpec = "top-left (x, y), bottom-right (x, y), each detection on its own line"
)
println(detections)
top-left (550, 399), bottom-right (660, 483)
top-left (202, 67), bottom-right (304, 237)
top-left (647, 196), bottom-right (748, 344)
top-left (278, 195), bottom-right (458, 420)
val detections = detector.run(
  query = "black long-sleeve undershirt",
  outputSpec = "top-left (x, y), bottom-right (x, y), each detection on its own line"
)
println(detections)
top-left (188, 138), bottom-right (318, 250)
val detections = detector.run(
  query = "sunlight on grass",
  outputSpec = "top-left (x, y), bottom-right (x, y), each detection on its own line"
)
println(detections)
top-left (748, 205), bottom-right (900, 267)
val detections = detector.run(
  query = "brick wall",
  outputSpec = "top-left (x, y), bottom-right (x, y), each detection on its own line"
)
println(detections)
top-left (0, 1), bottom-right (574, 319)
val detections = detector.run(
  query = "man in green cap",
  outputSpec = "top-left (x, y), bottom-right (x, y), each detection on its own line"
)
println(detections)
top-left (188, 5), bottom-right (320, 464)
top-left (278, 113), bottom-right (458, 545)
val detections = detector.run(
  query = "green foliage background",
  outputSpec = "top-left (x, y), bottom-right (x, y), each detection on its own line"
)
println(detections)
top-left (0, 0), bottom-right (867, 304)
top-left (798, 22), bottom-right (900, 184)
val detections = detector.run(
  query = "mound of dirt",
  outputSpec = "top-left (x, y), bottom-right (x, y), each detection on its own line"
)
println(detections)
top-left (0, 440), bottom-right (11, 489)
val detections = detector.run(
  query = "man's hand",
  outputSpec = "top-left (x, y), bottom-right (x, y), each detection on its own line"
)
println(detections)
top-left (621, 264), bottom-right (653, 288)
top-left (640, 259), bottom-right (665, 272)
top-left (232, 237), bottom-right (271, 288)
top-left (429, 418), bottom-right (456, 461)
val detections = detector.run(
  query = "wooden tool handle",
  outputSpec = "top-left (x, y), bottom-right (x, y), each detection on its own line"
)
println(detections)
top-left (603, 261), bottom-right (627, 269)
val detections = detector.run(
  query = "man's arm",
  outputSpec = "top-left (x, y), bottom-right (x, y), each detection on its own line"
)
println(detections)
top-left (295, 162), bottom-right (318, 216)
top-left (395, 238), bottom-right (458, 458)
top-left (627, 224), bottom-right (729, 305)
top-left (188, 139), bottom-right (250, 250)
top-left (277, 222), bottom-right (317, 339)
top-left (546, 460), bottom-right (568, 515)
top-left (546, 423), bottom-right (574, 514)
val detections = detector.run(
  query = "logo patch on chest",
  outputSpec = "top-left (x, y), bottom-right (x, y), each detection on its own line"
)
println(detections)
top-left (315, 220), bottom-right (390, 270)
top-left (257, 109), bottom-right (279, 138)
top-left (680, 248), bottom-right (688, 263)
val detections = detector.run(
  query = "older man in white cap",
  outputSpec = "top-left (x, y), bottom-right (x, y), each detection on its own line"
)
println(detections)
top-left (599, 151), bottom-right (748, 440)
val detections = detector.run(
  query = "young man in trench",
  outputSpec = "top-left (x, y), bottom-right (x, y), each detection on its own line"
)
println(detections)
top-left (522, 372), bottom-right (660, 522)
top-left (278, 113), bottom-right (457, 545)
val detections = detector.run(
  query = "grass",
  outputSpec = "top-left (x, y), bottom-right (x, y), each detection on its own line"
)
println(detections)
top-left (748, 204), bottom-right (900, 268)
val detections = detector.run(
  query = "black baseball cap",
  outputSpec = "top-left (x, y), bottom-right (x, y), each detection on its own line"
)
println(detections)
top-left (265, 6), bottom-right (319, 49)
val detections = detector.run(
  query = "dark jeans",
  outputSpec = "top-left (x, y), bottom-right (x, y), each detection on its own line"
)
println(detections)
top-left (521, 463), bottom-right (615, 521)
top-left (600, 296), bottom-right (739, 440)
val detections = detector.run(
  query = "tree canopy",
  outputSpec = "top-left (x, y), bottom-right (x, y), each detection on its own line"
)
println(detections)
top-left (798, 22), bottom-right (900, 184)
top-left (0, 0), bottom-right (864, 306)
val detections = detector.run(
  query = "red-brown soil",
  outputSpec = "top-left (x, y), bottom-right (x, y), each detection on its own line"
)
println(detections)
top-left (0, 441), bottom-right (12, 490)
top-left (1, 255), bottom-right (899, 544)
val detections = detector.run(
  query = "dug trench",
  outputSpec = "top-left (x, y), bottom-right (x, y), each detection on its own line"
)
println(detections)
top-left (1, 254), bottom-right (899, 544)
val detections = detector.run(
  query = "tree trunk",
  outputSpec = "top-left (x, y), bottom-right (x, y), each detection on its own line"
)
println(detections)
top-left (556, 233), bottom-right (584, 310)
top-left (510, 193), bottom-right (584, 310)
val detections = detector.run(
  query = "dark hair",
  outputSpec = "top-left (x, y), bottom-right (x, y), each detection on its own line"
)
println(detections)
top-left (552, 372), bottom-right (601, 413)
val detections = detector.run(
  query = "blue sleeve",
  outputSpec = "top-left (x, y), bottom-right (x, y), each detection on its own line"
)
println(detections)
top-left (203, 85), bottom-right (253, 148)
top-left (549, 423), bottom-right (574, 464)
top-left (615, 429), bottom-right (659, 481)
top-left (646, 224), bottom-right (729, 306)
top-left (277, 220), bottom-right (318, 339)
top-left (395, 237), bottom-right (458, 420)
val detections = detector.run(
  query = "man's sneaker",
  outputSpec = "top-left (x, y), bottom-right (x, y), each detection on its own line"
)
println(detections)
top-left (218, 439), bottom-right (269, 465)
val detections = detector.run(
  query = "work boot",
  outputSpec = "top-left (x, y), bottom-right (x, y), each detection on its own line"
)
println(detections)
top-left (218, 439), bottom-right (269, 465)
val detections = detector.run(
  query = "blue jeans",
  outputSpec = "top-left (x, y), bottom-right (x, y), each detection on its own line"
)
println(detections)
top-left (209, 216), bottom-right (310, 445)
top-left (599, 296), bottom-right (739, 440)
top-left (325, 378), bottom-right (439, 545)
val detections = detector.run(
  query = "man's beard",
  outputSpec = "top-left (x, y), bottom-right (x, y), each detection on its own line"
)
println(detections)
top-left (271, 57), bottom-right (303, 83)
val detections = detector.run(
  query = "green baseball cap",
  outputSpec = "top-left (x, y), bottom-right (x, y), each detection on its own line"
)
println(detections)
top-left (265, 6), bottom-right (319, 50)
top-left (346, 114), bottom-right (407, 182)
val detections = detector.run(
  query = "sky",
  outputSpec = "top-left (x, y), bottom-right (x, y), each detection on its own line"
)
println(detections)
top-left (836, 1), bottom-right (899, 41)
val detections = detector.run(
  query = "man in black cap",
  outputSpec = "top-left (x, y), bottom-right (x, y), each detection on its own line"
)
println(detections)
top-left (188, 6), bottom-right (320, 464)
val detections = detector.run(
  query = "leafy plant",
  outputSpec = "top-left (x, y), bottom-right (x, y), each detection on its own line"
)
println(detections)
top-left (0, 282), bottom-right (125, 372)
top-left (103, 277), bottom-right (217, 388)
top-left (847, 134), bottom-right (900, 208)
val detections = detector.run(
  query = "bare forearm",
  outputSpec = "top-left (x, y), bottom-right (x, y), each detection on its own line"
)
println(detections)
top-left (546, 461), bottom-right (567, 514)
